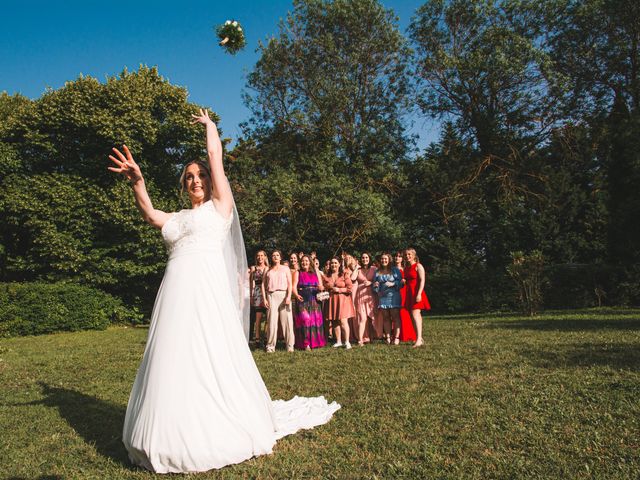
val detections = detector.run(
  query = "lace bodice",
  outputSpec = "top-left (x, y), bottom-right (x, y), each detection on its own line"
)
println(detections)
top-left (161, 200), bottom-right (232, 255)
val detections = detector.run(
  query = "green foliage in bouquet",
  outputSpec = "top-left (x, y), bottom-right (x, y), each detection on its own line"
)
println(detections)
top-left (216, 20), bottom-right (246, 55)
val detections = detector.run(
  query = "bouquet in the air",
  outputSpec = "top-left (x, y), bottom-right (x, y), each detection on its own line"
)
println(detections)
top-left (216, 20), bottom-right (246, 55)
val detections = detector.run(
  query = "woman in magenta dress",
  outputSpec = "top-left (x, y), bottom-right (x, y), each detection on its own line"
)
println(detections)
top-left (395, 250), bottom-right (416, 342)
top-left (403, 248), bottom-right (430, 347)
top-left (293, 255), bottom-right (327, 350)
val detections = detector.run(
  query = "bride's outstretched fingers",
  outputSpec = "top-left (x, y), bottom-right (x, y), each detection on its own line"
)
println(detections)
top-left (108, 145), bottom-right (142, 183)
top-left (191, 108), bottom-right (213, 125)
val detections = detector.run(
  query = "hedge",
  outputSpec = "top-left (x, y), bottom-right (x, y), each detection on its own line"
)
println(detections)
top-left (0, 282), bottom-right (143, 337)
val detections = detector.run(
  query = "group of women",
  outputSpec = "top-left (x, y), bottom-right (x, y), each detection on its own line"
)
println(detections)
top-left (249, 248), bottom-right (431, 351)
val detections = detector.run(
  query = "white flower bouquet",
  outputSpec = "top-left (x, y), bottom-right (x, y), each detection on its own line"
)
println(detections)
top-left (216, 20), bottom-right (246, 55)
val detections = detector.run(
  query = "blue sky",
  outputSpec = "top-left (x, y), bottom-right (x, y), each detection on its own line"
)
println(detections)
top-left (1, 0), bottom-right (439, 150)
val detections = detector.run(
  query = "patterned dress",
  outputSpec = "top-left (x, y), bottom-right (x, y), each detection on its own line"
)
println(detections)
top-left (251, 267), bottom-right (267, 309)
top-left (294, 271), bottom-right (326, 349)
top-left (374, 267), bottom-right (402, 309)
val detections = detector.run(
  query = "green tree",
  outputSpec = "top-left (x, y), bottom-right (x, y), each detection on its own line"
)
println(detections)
top-left (238, 0), bottom-right (411, 254)
top-left (409, 0), bottom-right (563, 268)
top-left (0, 67), bottom-right (222, 313)
top-left (547, 0), bottom-right (640, 267)
top-left (2, 66), bottom-right (207, 191)
top-left (247, 0), bottom-right (411, 168)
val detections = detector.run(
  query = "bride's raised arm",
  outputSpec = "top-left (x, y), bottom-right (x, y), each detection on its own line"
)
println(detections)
top-left (192, 108), bottom-right (233, 218)
top-left (108, 145), bottom-right (172, 229)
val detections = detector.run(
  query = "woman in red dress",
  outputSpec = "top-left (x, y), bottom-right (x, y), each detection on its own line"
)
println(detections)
top-left (394, 251), bottom-right (416, 343)
top-left (403, 248), bottom-right (430, 348)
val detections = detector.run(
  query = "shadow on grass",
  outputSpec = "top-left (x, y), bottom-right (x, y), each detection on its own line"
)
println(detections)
top-left (432, 311), bottom-right (523, 321)
top-left (519, 342), bottom-right (640, 370)
top-left (435, 308), bottom-right (640, 323)
top-left (485, 317), bottom-right (640, 332)
top-left (32, 382), bottom-right (131, 468)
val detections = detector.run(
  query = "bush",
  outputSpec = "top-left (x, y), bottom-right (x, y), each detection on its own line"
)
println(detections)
top-left (0, 282), bottom-right (143, 337)
top-left (542, 263), bottom-right (640, 308)
top-left (506, 251), bottom-right (546, 316)
top-left (428, 266), bottom-right (515, 313)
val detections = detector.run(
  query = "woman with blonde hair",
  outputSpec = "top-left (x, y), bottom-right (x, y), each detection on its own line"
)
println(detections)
top-left (249, 250), bottom-right (269, 345)
top-left (403, 248), bottom-right (431, 348)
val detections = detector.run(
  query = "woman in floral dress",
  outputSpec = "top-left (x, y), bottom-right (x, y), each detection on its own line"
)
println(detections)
top-left (293, 255), bottom-right (326, 350)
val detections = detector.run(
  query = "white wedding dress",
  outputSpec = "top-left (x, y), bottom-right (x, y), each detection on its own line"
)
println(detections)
top-left (122, 200), bottom-right (340, 473)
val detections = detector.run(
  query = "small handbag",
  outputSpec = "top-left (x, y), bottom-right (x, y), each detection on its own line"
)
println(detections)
top-left (316, 291), bottom-right (330, 302)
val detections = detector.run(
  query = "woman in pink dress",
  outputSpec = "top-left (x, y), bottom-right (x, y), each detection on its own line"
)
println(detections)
top-left (395, 251), bottom-right (416, 342)
top-left (350, 252), bottom-right (377, 346)
top-left (403, 248), bottom-right (430, 348)
top-left (323, 257), bottom-right (355, 349)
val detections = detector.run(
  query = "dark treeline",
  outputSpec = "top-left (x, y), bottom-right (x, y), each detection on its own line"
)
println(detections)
top-left (1, 0), bottom-right (639, 316)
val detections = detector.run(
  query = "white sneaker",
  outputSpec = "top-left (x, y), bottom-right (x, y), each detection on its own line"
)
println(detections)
top-left (345, 342), bottom-right (352, 350)
top-left (333, 342), bottom-right (343, 348)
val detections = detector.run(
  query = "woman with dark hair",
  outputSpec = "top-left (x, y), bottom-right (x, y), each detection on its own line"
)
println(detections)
top-left (373, 252), bottom-right (402, 344)
top-left (288, 252), bottom-right (300, 320)
top-left (323, 257), bottom-right (355, 349)
top-left (404, 248), bottom-right (431, 348)
top-left (350, 252), bottom-right (377, 346)
top-left (293, 255), bottom-right (326, 350)
top-left (110, 109), bottom-right (339, 473)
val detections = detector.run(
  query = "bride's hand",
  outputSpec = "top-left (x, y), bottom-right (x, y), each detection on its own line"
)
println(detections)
top-left (191, 108), bottom-right (215, 126)
top-left (108, 145), bottom-right (143, 183)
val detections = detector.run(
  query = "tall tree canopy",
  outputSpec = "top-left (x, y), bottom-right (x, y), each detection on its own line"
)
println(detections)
top-left (0, 67), bottom-right (217, 311)
top-left (234, 0), bottom-right (412, 255)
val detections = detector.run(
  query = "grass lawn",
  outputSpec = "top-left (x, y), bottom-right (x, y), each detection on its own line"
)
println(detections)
top-left (1, 308), bottom-right (639, 479)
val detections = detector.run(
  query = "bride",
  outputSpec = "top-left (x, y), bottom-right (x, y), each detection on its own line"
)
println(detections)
top-left (108, 109), bottom-right (340, 474)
